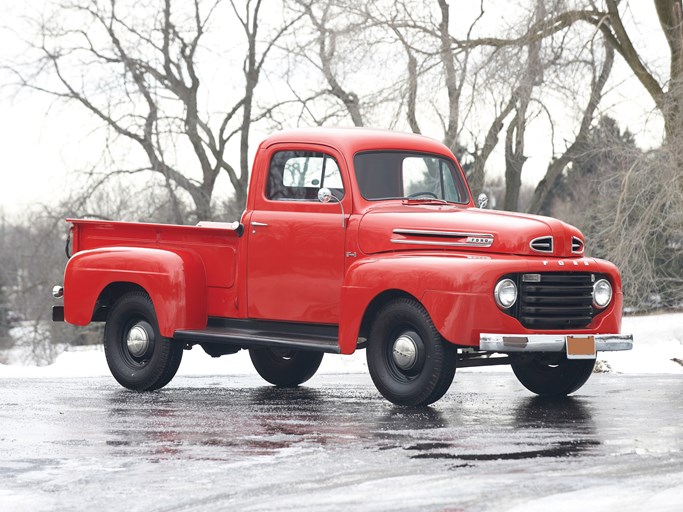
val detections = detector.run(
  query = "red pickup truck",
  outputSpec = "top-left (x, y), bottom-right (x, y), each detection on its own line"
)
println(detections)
top-left (52, 128), bottom-right (632, 406)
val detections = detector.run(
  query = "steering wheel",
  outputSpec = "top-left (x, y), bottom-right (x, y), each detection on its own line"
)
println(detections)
top-left (407, 191), bottom-right (439, 199)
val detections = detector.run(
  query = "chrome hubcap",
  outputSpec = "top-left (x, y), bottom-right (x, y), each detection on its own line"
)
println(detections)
top-left (126, 323), bottom-right (150, 358)
top-left (392, 334), bottom-right (418, 370)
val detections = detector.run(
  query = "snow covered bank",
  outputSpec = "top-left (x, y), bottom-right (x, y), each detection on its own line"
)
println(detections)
top-left (0, 312), bottom-right (681, 378)
top-left (605, 312), bottom-right (683, 374)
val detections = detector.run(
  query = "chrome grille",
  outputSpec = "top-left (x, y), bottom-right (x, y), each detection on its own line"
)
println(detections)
top-left (518, 272), bottom-right (594, 329)
top-left (530, 236), bottom-right (553, 253)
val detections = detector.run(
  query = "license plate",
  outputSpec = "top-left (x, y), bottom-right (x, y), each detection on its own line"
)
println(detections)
top-left (566, 335), bottom-right (596, 359)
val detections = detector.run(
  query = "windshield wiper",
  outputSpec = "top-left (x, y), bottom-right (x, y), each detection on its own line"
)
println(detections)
top-left (402, 198), bottom-right (451, 205)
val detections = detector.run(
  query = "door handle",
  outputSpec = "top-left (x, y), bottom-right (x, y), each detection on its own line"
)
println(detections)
top-left (251, 221), bottom-right (268, 234)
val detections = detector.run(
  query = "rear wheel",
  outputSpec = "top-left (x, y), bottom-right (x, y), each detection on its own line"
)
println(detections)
top-left (367, 298), bottom-right (456, 406)
top-left (249, 348), bottom-right (324, 387)
top-left (511, 355), bottom-right (595, 396)
top-left (104, 291), bottom-right (183, 391)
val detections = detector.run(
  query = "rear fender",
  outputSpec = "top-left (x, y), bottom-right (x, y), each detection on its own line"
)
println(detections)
top-left (63, 247), bottom-right (207, 337)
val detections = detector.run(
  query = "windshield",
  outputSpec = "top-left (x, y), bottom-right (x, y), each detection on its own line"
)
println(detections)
top-left (354, 151), bottom-right (469, 203)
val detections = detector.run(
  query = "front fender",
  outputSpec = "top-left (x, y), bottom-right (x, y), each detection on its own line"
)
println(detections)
top-left (339, 254), bottom-right (625, 351)
top-left (63, 247), bottom-right (207, 337)
top-left (339, 255), bottom-right (486, 353)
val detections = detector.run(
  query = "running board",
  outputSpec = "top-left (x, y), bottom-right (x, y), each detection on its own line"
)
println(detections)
top-left (173, 318), bottom-right (341, 354)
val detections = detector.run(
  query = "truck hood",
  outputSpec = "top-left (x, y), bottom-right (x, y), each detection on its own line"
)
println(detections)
top-left (357, 204), bottom-right (585, 258)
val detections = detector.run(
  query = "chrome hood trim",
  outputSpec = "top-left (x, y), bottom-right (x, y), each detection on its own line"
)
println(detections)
top-left (392, 228), bottom-right (494, 248)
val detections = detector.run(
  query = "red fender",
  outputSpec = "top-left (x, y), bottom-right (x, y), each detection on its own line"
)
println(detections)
top-left (339, 254), bottom-right (624, 352)
top-left (63, 247), bottom-right (208, 337)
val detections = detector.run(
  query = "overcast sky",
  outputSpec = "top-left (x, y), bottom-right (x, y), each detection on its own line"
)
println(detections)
top-left (0, 0), bottom-right (668, 219)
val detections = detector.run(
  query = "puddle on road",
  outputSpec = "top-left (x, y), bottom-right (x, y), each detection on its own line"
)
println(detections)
top-left (408, 439), bottom-right (601, 461)
top-left (372, 396), bottom-right (601, 464)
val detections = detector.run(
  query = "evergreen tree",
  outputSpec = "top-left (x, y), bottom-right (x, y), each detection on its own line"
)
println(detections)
top-left (546, 116), bottom-right (639, 218)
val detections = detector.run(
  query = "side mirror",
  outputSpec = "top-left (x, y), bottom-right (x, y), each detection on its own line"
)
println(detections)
top-left (318, 188), bottom-right (333, 203)
top-left (477, 193), bottom-right (489, 209)
top-left (318, 188), bottom-right (345, 227)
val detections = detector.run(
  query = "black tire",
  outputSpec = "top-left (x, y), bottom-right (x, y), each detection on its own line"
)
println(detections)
top-left (367, 298), bottom-right (457, 406)
top-left (511, 355), bottom-right (595, 397)
top-left (104, 291), bottom-right (183, 391)
top-left (249, 348), bottom-right (324, 387)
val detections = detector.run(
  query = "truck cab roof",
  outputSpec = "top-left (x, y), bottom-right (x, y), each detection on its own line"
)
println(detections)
top-left (259, 127), bottom-right (456, 159)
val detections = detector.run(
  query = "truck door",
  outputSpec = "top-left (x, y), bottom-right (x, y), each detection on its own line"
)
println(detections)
top-left (247, 146), bottom-right (350, 324)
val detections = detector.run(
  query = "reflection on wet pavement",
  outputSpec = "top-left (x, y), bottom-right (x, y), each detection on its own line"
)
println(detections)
top-left (96, 381), bottom-right (605, 465)
top-left (1, 373), bottom-right (682, 512)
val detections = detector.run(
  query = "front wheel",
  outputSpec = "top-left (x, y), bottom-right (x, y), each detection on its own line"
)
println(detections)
top-left (249, 348), bottom-right (324, 387)
top-left (367, 298), bottom-right (456, 406)
top-left (104, 291), bottom-right (183, 391)
top-left (511, 355), bottom-right (595, 397)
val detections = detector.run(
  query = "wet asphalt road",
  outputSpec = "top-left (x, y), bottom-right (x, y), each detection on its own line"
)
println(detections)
top-left (1, 372), bottom-right (682, 512)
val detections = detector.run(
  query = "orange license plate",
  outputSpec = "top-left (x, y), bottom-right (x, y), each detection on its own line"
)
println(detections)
top-left (566, 335), bottom-right (596, 359)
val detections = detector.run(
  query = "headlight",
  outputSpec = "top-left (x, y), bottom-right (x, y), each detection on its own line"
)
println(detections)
top-left (593, 279), bottom-right (612, 308)
top-left (494, 278), bottom-right (517, 309)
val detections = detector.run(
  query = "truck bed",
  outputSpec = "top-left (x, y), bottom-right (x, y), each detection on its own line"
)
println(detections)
top-left (69, 218), bottom-right (243, 317)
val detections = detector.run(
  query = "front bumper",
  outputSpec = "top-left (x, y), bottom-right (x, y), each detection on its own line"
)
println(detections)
top-left (480, 333), bottom-right (633, 353)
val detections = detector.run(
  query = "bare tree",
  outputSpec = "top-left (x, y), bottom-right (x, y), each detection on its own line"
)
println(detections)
top-left (566, 1), bottom-right (683, 307)
top-left (593, 1), bottom-right (683, 147)
top-left (592, 147), bottom-right (682, 309)
top-left (351, 0), bottom-right (501, 184)
top-left (282, 0), bottom-right (412, 128)
top-left (297, 0), bottom-right (366, 126)
top-left (498, 0), bottom-right (683, 189)
top-left (9, 0), bottom-right (297, 223)
top-left (0, 213), bottom-right (73, 364)
top-left (364, 1), bottom-right (619, 208)
top-left (526, 39), bottom-right (615, 214)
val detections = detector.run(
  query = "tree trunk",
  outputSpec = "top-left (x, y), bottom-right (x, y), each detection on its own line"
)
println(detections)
top-left (504, 120), bottom-right (525, 212)
top-left (470, 97), bottom-right (516, 196)
top-left (437, 0), bottom-right (461, 153)
top-left (502, 0), bottom-right (544, 211)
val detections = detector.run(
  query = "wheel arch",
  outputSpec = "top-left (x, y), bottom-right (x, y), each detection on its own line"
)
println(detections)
top-left (93, 282), bottom-right (148, 321)
top-left (357, 289), bottom-right (419, 342)
top-left (339, 284), bottom-right (422, 355)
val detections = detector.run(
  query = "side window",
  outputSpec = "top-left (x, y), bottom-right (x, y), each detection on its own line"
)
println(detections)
top-left (267, 151), bottom-right (344, 201)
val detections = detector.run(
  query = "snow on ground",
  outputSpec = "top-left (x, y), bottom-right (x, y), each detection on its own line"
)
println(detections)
top-left (605, 312), bottom-right (683, 374)
top-left (0, 312), bottom-right (681, 379)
